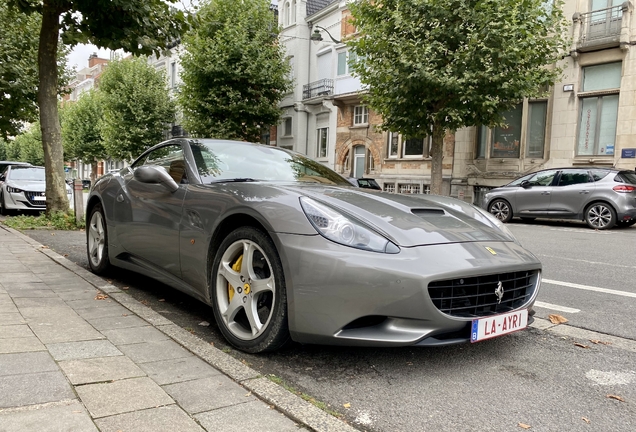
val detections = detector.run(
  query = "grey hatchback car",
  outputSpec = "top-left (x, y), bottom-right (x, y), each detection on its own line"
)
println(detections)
top-left (483, 167), bottom-right (636, 229)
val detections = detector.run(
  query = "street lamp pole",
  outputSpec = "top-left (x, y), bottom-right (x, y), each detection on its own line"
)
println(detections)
top-left (310, 26), bottom-right (341, 44)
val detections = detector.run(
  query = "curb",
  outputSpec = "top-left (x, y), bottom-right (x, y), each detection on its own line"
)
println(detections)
top-left (3, 225), bottom-right (359, 432)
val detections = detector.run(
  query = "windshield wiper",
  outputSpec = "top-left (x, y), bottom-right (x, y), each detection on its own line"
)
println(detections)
top-left (209, 178), bottom-right (257, 184)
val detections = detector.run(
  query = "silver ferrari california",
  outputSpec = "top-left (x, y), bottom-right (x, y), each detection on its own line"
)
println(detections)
top-left (86, 139), bottom-right (542, 353)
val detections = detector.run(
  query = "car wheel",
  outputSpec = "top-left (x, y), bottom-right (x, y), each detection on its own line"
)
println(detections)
top-left (488, 199), bottom-right (513, 223)
top-left (584, 202), bottom-right (616, 230)
top-left (87, 203), bottom-right (110, 274)
top-left (211, 227), bottom-right (290, 353)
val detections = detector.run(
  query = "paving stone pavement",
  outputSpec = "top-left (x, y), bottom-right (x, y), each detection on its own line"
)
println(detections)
top-left (0, 226), bottom-right (359, 432)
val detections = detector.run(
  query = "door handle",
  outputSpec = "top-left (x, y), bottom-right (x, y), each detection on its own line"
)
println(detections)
top-left (579, 190), bottom-right (589, 194)
top-left (541, 191), bottom-right (551, 195)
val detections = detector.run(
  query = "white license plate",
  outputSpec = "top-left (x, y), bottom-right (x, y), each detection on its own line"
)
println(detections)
top-left (33, 195), bottom-right (46, 201)
top-left (471, 309), bottom-right (528, 343)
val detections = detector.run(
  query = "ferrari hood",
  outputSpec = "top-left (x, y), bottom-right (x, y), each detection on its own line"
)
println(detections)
top-left (278, 184), bottom-right (513, 247)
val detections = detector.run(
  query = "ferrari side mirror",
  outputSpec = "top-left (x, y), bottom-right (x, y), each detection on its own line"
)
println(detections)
top-left (133, 165), bottom-right (179, 193)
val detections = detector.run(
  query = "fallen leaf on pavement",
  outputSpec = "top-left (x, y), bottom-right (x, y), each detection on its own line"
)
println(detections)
top-left (518, 423), bottom-right (531, 429)
top-left (343, 403), bottom-right (351, 409)
top-left (245, 392), bottom-right (252, 397)
top-left (40, 245), bottom-right (49, 249)
top-left (140, 300), bottom-right (149, 305)
top-left (590, 339), bottom-right (611, 345)
top-left (607, 394), bottom-right (625, 402)
top-left (158, 298), bottom-right (165, 302)
top-left (51, 233), bottom-right (55, 236)
top-left (95, 294), bottom-right (108, 300)
top-left (574, 343), bottom-right (589, 349)
top-left (121, 286), bottom-right (129, 290)
top-left (198, 321), bottom-right (210, 326)
top-left (548, 314), bottom-right (568, 324)
top-left (582, 417), bottom-right (590, 424)
top-left (63, 254), bottom-right (68, 257)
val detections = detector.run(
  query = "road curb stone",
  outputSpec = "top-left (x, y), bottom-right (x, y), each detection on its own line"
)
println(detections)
top-left (2, 225), bottom-right (359, 432)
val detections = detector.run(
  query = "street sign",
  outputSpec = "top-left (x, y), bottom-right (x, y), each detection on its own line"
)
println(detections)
top-left (621, 148), bottom-right (636, 158)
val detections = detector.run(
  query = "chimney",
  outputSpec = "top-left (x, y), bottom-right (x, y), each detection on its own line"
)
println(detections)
top-left (88, 52), bottom-right (100, 68)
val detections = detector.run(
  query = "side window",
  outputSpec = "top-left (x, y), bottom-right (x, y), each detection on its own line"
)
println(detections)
top-left (527, 170), bottom-right (557, 186)
top-left (591, 169), bottom-right (610, 181)
top-left (557, 169), bottom-right (591, 186)
top-left (139, 144), bottom-right (188, 184)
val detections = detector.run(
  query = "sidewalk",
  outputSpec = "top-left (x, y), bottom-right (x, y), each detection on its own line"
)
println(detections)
top-left (0, 225), bottom-right (357, 432)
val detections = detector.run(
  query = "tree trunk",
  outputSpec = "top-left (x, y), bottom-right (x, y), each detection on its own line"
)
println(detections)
top-left (90, 160), bottom-right (98, 185)
top-left (429, 122), bottom-right (445, 196)
top-left (38, 4), bottom-right (68, 215)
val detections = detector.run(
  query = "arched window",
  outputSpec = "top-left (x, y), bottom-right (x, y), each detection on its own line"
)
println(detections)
top-left (283, 2), bottom-right (290, 26)
top-left (291, 0), bottom-right (297, 24)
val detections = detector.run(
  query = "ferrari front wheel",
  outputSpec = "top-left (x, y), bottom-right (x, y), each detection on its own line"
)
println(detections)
top-left (211, 227), bottom-right (289, 353)
top-left (87, 203), bottom-right (110, 274)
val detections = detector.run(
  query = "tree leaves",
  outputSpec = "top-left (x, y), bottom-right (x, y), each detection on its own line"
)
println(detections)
top-left (178, 0), bottom-right (291, 142)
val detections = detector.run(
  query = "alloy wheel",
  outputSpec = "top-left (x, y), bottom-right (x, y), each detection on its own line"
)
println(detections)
top-left (586, 204), bottom-right (613, 229)
top-left (489, 200), bottom-right (511, 222)
top-left (88, 210), bottom-right (106, 267)
top-left (215, 239), bottom-right (275, 341)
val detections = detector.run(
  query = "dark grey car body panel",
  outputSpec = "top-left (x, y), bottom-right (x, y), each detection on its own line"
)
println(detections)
top-left (88, 139), bottom-right (542, 347)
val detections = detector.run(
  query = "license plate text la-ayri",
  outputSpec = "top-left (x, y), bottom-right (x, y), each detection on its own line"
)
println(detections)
top-left (471, 309), bottom-right (528, 342)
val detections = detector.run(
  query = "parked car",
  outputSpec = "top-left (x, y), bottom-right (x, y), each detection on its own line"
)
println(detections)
top-left (86, 139), bottom-right (542, 353)
top-left (346, 177), bottom-right (382, 190)
top-left (0, 161), bottom-right (31, 174)
top-left (483, 167), bottom-right (636, 230)
top-left (0, 166), bottom-right (72, 215)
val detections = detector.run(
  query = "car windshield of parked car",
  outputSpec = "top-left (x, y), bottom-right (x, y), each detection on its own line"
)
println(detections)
top-left (190, 140), bottom-right (350, 186)
top-left (8, 167), bottom-right (45, 181)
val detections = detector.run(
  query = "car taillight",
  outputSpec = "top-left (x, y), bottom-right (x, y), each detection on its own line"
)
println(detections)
top-left (613, 185), bottom-right (636, 193)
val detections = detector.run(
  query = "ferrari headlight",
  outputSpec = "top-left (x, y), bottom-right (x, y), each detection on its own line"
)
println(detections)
top-left (6, 186), bottom-right (23, 193)
top-left (300, 197), bottom-right (400, 253)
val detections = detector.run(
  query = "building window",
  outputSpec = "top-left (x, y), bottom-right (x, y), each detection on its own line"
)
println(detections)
top-left (476, 99), bottom-right (547, 159)
top-left (399, 184), bottom-right (421, 194)
top-left (577, 62), bottom-right (621, 156)
top-left (353, 106), bottom-right (368, 125)
top-left (387, 132), bottom-right (399, 158)
top-left (291, 0), bottom-right (296, 24)
top-left (527, 101), bottom-right (548, 157)
top-left (337, 50), bottom-right (358, 76)
top-left (316, 127), bottom-right (328, 158)
top-left (367, 149), bottom-right (375, 171)
top-left (283, 2), bottom-right (290, 26)
top-left (384, 183), bottom-right (396, 193)
top-left (491, 104), bottom-right (522, 158)
top-left (170, 62), bottom-right (176, 88)
top-left (283, 118), bottom-right (292, 136)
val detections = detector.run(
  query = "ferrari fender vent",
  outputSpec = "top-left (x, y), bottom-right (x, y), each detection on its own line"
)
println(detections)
top-left (427, 270), bottom-right (539, 318)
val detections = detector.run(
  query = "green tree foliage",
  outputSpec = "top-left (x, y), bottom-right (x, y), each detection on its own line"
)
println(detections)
top-left (179, 0), bottom-right (291, 142)
top-left (8, 0), bottom-right (186, 214)
top-left (349, 0), bottom-right (569, 195)
top-left (61, 90), bottom-right (105, 182)
top-left (99, 57), bottom-right (176, 161)
top-left (0, 1), bottom-right (69, 139)
top-left (11, 122), bottom-right (45, 166)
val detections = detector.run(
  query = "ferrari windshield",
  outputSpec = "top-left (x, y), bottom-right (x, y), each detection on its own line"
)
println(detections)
top-left (190, 140), bottom-right (350, 185)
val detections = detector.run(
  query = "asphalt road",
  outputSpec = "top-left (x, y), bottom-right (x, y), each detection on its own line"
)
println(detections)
top-left (12, 219), bottom-right (636, 432)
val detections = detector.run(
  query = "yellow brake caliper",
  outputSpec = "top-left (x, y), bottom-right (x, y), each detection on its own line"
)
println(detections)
top-left (228, 255), bottom-right (243, 302)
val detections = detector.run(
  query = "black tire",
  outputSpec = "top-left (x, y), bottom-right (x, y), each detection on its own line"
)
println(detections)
top-left (615, 219), bottom-right (636, 228)
top-left (488, 199), bottom-right (513, 223)
top-left (211, 227), bottom-right (290, 353)
top-left (86, 203), bottom-right (111, 274)
top-left (584, 202), bottom-right (616, 230)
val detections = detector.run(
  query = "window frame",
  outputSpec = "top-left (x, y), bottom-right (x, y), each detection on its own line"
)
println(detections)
top-left (283, 117), bottom-right (292, 137)
top-left (316, 127), bottom-right (328, 158)
top-left (353, 106), bottom-right (369, 126)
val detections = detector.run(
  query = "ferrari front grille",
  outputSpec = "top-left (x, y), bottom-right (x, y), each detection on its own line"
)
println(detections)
top-left (428, 270), bottom-right (539, 318)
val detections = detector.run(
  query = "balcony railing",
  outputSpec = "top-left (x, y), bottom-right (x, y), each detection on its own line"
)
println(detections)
top-left (302, 78), bottom-right (334, 100)
top-left (580, 4), bottom-right (623, 42)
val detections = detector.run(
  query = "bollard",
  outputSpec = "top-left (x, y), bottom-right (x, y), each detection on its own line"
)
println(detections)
top-left (73, 179), bottom-right (85, 223)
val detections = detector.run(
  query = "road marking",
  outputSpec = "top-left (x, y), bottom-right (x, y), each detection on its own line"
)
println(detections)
top-left (548, 227), bottom-right (614, 235)
top-left (534, 301), bottom-right (580, 313)
top-left (537, 254), bottom-right (636, 270)
top-left (543, 278), bottom-right (636, 299)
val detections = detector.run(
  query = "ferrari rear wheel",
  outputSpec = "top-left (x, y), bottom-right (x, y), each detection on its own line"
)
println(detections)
top-left (211, 227), bottom-right (289, 353)
top-left (87, 203), bottom-right (110, 274)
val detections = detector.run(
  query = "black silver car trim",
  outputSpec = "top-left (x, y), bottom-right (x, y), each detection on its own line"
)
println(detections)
top-left (428, 270), bottom-right (539, 318)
